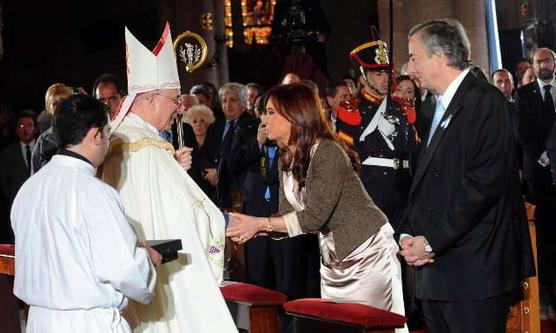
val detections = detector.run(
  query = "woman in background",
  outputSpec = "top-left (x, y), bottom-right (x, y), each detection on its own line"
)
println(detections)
top-left (184, 104), bottom-right (219, 202)
top-left (31, 83), bottom-right (72, 174)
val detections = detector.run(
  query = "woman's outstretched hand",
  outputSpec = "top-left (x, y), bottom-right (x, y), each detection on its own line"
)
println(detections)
top-left (225, 213), bottom-right (264, 244)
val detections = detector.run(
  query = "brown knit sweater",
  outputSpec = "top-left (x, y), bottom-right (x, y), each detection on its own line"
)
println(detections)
top-left (278, 139), bottom-right (388, 261)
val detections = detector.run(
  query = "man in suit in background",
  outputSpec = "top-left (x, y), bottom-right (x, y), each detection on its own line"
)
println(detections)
top-left (211, 82), bottom-right (259, 210)
top-left (515, 47), bottom-right (556, 318)
top-left (324, 80), bottom-right (350, 131)
top-left (491, 69), bottom-right (521, 160)
top-left (0, 111), bottom-right (37, 243)
top-left (400, 19), bottom-right (534, 332)
top-left (92, 73), bottom-right (123, 118)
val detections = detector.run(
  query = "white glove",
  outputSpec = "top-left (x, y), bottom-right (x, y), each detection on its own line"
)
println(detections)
top-left (538, 151), bottom-right (550, 167)
top-left (377, 114), bottom-right (396, 138)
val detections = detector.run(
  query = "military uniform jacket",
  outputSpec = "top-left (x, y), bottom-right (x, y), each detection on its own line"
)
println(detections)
top-left (336, 91), bottom-right (416, 165)
top-left (336, 91), bottom-right (417, 229)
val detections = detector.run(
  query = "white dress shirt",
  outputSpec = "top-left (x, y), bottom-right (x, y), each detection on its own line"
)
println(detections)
top-left (537, 77), bottom-right (556, 106)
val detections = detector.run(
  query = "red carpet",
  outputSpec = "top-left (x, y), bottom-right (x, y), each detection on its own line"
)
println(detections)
top-left (543, 318), bottom-right (556, 333)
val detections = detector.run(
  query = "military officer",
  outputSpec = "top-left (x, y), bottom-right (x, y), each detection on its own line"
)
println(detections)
top-left (336, 38), bottom-right (417, 230)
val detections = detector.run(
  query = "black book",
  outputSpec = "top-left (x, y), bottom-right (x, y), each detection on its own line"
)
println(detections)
top-left (147, 239), bottom-right (182, 264)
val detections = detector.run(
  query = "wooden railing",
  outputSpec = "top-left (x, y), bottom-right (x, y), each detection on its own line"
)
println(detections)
top-left (0, 244), bottom-right (19, 333)
top-left (506, 202), bottom-right (540, 333)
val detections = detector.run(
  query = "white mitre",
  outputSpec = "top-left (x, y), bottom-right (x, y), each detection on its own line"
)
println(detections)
top-left (110, 22), bottom-right (181, 134)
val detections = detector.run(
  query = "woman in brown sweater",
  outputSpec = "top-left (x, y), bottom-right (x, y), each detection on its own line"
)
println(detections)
top-left (226, 83), bottom-right (406, 324)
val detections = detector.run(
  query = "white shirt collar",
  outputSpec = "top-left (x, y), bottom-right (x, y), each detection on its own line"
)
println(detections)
top-left (19, 140), bottom-right (35, 150)
top-left (438, 68), bottom-right (471, 110)
top-left (536, 77), bottom-right (556, 89)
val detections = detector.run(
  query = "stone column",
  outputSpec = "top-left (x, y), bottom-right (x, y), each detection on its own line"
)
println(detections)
top-left (377, 0), bottom-right (489, 74)
top-left (161, 0), bottom-right (229, 92)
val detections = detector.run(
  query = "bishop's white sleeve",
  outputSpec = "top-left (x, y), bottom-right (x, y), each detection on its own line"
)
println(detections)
top-left (81, 181), bottom-right (156, 305)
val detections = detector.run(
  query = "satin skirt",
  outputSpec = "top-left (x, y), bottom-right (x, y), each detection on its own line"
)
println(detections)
top-left (320, 223), bottom-right (408, 332)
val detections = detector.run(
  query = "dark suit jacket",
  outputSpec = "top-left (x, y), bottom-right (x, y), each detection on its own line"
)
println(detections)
top-left (170, 121), bottom-right (196, 149)
top-left (188, 133), bottom-right (220, 203)
top-left (213, 111), bottom-right (260, 209)
top-left (547, 120), bottom-right (556, 174)
top-left (402, 73), bottom-right (535, 302)
top-left (515, 81), bottom-right (555, 202)
top-left (242, 143), bottom-right (278, 216)
top-left (0, 142), bottom-right (31, 243)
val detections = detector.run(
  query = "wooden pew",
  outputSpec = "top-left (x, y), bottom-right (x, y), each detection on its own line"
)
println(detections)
top-left (0, 244), bottom-right (20, 333)
top-left (506, 202), bottom-right (540, 333)
top-left (221, 282), bottom-right (287, 333)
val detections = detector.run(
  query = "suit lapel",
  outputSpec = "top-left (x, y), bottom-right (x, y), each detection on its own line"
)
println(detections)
top-left (410, 73), bottom-right (475, 195)
top-left (530, 82), bottom-right (544, 112)
top-left (15, 144), bottom-right (28, 171)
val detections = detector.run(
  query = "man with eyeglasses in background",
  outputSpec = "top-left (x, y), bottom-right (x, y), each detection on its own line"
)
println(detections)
top-left (92, 73), bottom-right (124, 118)
top-left (0, 110), bottom-right (37, 244)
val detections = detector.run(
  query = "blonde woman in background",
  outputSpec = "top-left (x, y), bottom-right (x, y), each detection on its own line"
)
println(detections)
top-left (31, 83), bottom-right (72, 174)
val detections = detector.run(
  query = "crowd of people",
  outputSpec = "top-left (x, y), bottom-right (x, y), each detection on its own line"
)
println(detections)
top-left (0, 16), bottom-right (554, 333)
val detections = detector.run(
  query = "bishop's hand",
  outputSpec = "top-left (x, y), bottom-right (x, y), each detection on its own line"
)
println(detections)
top-left (174, 146), bottom-right (193, 171)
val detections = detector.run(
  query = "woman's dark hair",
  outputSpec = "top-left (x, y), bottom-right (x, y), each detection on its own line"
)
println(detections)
top-left (265, 83), bottom-right (360, 188)
top-left (53, 94), bottom-right (108, 148)
top-left (254, 92), bottom-right (267, 119)
top-left (395, 75), bottom-right (421, 110)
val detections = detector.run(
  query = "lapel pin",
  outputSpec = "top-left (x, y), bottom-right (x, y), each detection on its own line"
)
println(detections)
top-left (440, 114), bottom-right (453, 129)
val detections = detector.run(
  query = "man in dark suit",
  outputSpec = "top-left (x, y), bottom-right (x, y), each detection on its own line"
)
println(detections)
top-left (400, 19), bottom-right (534, 332)
top-left (0, 111), bottom-right (37, 243)
top-left (492, 69), bottom-right (519, 133)
top-left (212, 82), bottom-right (260, 210)
top-left (92, 73), bottom-right (123, 118)
top-left (324, 81), bottom-right (350, 131)
top-left (492, 69), bottom-right (522, 168)
top-left (515, 47), bottom-right (556, 317)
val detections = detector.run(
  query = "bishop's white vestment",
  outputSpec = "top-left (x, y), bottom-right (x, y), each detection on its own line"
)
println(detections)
top-left (11, 153), bottom-right (156, 333)
top-left (102, 113), bottom-right (237, 333)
